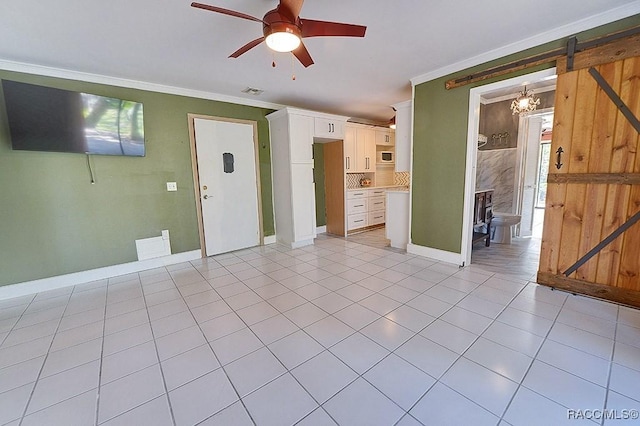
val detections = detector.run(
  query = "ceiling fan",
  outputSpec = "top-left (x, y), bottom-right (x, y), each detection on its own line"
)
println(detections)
top-left (191, 0), bottom-right (367, 68)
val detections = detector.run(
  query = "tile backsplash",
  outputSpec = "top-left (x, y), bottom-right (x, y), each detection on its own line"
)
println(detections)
top-left (395, 172), bottom-right (410, 186)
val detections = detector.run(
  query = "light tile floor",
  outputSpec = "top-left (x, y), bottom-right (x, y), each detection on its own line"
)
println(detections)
top-left (1, 234), bottom-right (639, 425)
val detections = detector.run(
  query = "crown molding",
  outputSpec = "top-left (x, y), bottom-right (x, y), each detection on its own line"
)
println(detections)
top-left (410, 3), bottom-right (640, 87)
top-left (0, 59), bottom-right (285, 111)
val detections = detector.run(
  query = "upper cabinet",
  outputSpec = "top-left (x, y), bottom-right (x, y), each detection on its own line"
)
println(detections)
top-left (344, 124), bottom-right (376, 173)
top-left (375, 128), bottom-right (395, 146)
top-left (314, 117), bottom-right (344, 140)
top-left (289, 114), bottom-right (314, 163)
top-left (393, 100), bottom-right (412, 172)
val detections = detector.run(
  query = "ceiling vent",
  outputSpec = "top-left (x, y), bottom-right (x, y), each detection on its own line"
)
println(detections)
top-left (242, 87), bottom-right (264, 96)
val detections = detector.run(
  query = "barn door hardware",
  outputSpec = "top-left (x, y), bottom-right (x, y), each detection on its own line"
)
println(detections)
top-left (564, 209), bottom-right (640, 276)
top-left (555, 147), bottom-right (564, 170)
top-left (566, 37), bottom-right (578, 71)
top-left (588, 67), bottom-right (640, 134)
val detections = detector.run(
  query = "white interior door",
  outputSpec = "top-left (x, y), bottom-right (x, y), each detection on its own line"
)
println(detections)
top-left (194, 118), bottom-right (260, 256)
top-left (519, 116), bottom-right (543, 237)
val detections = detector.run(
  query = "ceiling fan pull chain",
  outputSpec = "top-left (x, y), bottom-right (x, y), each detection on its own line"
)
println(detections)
top-left (291, 54), bottom-right (296, 80)
top-left (272, 51), bottom-right (276, 68)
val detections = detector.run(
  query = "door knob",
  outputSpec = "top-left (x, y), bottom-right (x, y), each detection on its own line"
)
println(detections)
top-left (203, 194), bottom-right (211, 199)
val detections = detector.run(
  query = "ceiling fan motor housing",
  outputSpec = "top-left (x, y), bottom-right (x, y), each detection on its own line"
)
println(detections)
top-left (263, 9), bottom-right (302, 39)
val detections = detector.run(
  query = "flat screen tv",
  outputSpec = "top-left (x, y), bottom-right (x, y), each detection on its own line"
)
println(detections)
top-left (2, 80), bottom-right (145, 156)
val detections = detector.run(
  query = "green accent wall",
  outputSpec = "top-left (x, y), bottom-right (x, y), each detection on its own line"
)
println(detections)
top-left (0, 70), bottom-right (275, 287)
top-left (411, 15), bottom-right (640, 254)
top-left (313, 143), bottom-right (326, 227)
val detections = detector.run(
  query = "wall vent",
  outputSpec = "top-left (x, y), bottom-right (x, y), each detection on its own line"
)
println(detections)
top-left (242, 87), bottom-right (264, 96)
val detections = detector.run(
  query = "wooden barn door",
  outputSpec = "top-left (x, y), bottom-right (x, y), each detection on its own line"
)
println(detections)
top-left (537, 53), bottom-right (640, 307)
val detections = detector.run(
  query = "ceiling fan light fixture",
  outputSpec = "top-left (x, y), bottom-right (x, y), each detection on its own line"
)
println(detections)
top-left (265, 29), bottom-right (301, 53)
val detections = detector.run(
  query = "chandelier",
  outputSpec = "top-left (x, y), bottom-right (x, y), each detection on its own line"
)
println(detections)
top-left (510, 86), bottom-right (540, 115)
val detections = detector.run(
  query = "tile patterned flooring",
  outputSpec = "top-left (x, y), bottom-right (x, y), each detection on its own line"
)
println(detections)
top-left (1, 234), bottom-right (639, 425)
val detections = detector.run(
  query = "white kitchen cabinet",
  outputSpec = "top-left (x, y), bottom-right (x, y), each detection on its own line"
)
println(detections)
top-left (344, 124), bottom-right (376, 173)
top-left (314, 117), bottom-right (344, 140)
top-left (393, 100), bottom-right (412, 172)
top-left (266, 109), bottom-right (316, 248)
top-left (375, 128), bottom-right (395, 146)
top-left (346, 188), bottom-right (386, 232)
top-left (343, 126), bottom-right (357, 172)
top-left (289, 114), bottom-right (314, 163)
top-left (267, 107), bottom-right (348, 247)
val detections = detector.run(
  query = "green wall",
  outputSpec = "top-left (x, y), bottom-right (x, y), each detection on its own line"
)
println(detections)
top-left (0, 70), bottom-right (275, 287)
top-left (411, 15), bottom-right (640, 254)
top-left (313, 143), bottom-right (326, 227)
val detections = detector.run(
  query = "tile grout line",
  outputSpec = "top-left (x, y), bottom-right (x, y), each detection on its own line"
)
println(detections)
top-left (17, 288), bottom-right (75, 425)
top-left (599, 305), bottom-right (620, 426)
top-left (136, 270), bottom-right (178, 426)
top-left (496, 289), bottom-right (570, 424)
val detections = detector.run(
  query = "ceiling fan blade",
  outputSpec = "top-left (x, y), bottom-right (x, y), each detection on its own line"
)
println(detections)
top-left (191, 2), bottom-right (263, 23)
top-left (278, 0), bottom-right (304, 20)
top-left (300, 19), bottom-right (366, 38)
top-left (229, 37), bottom-right (265, 58)
top-left (292, 41), bottom-right (314, 68)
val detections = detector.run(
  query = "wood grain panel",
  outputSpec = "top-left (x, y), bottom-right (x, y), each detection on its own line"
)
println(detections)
top-left (596, 184), bottom-right (631, 285)
top-left (323, 141), bottom-right (346, 236)
top-left (538, 53), bottom-right (640, 304)
top-left (539, 66), bottom-right (578, 274)
top-left (537, 272), bottom-right (640, 308)
top-left (567, 67), bottom-right (598, 174)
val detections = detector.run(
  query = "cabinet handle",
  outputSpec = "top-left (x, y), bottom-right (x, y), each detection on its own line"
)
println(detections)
top-left (354, 219), bottom-right (364, 223)
top-left (329, 123), bottom-right (332, 133)
top-left (355, 204), bottom-right (364, 207)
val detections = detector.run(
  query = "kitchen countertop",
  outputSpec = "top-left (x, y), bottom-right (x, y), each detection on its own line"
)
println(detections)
top-left (348, 185), bottom-right (409, 191)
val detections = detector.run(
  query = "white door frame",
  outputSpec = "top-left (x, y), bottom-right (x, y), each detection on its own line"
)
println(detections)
top-left (187, 114), bottom-right (264, 258)
top-left (462, 68), bottom-right (557, 267)
top-left (514, 108), bottom-right (554, 237)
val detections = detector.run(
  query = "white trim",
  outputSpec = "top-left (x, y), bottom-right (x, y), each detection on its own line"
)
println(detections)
top-left (410, 3), bottom-right (640, 86)
top-left (407, 243), bottom-right (463, 266)
top-left (0, 59), bottom-right (284, 111)
top-left (0, 250), bottom-right (202, 300)
top-left (263, 235), bottom-right (277, 245)
top-left (481, 84), bottom-right (557, 105)
top-left (315, 225), bottom-right (327, 234)
top-left (463, 69), bottom-right (557, 266)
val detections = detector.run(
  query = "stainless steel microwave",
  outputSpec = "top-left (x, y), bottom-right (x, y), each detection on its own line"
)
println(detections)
top-left (377, 151), bottom-right (394, 163)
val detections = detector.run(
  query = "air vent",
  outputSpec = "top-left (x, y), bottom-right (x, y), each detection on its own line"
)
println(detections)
top-left (242, 87), bottom-right (264, 96)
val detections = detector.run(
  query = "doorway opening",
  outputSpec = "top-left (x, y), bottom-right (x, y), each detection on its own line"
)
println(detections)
top-left (462, 69), bottom-right (556, 276)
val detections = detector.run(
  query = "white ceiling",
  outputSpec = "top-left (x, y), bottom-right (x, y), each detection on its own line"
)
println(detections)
top-left (0, 1), bottom-right (638, 122)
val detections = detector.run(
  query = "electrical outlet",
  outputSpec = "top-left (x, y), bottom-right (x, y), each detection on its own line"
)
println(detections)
top-left (166, 182), bottom-right (177, 192)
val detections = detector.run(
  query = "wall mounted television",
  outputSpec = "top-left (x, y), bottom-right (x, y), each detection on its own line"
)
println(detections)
top-left (2, 80), bottom-right (145, 156)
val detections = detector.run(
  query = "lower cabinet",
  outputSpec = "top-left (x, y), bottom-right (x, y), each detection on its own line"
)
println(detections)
top-left (347, 188), bottom-right (386, 232)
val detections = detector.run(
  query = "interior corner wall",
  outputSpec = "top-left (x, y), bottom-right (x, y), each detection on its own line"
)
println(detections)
top-left (411, 15), bottom-right (640, 254)
top-left (0, 70), bottom-right (275, 287)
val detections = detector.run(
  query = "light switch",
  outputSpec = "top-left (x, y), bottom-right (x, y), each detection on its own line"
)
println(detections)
top-left (166, 182), bottom-right (177, 191)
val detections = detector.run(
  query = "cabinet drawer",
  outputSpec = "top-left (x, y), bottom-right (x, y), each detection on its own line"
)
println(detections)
top-left (369, 196), bottom-right (386, 211)
top-left (347, 198), bottom-right (368, 214)
top-left (347, 190), bottom-right (368, 200)
top-left (368, 210), bottom-right (385, 225)
top-left (347, 213), bottom-right (367, 230)
top-left (368, 189), bottom-right (386, 198)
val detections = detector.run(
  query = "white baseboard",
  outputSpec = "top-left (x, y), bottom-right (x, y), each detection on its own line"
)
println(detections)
top-left (0, 250), bottom-right (202, 300)
top-left (316, 226), bottom-right (327, 234)
top-left (407, 243), bottom-right (464, 266)
top-left (263, 235), bottom-right (277, 245)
